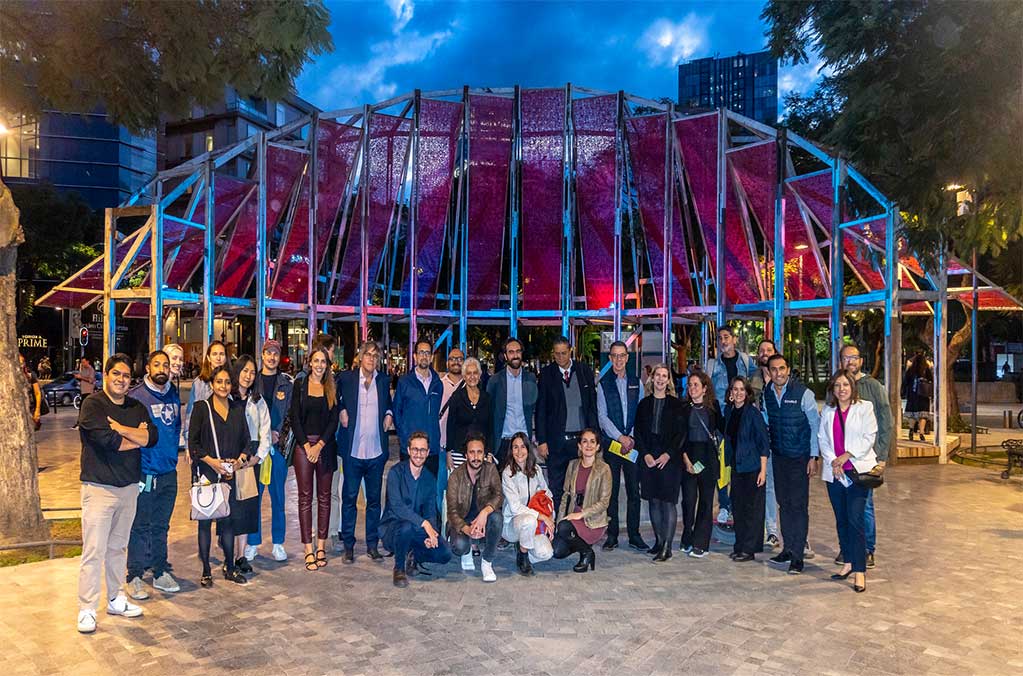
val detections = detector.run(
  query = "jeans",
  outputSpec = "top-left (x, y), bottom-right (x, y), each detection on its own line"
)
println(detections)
top-left (448, 510), bottom-right (503, 561)
top-left (717, 484), bottom-right (732, 513)
top-left (864, 489), bottom-right (876, 553)
top-left (390, 522), bottom-right (453, 570)
top-left (827, 478), bottom-right (868, 572)
top-left (435, 450), bottom-right (448, 516)
top-left (764, 456), bottom-right (779, 537)
top-left (127, 469), bottom-right (178, 580)
top-left (248, 449), bottom-right (288, 546)
top-left (340, 453), bottom-right (387, 549)
top-left (605, 450), bottom-right (641, 540)
top-left (773, 454), bottom-right (810, 563)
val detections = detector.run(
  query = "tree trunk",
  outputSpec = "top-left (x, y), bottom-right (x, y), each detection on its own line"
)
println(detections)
top-left (946, 317), bottom-right (972, 433)
top-left (871, 340), bottom-right (883, 379)
top-left (0, 181), bottom-right (48, 544)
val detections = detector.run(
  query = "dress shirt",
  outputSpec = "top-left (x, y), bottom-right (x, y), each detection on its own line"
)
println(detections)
top-left (439, 372), bottom-right (462, 449)
top-left (501, 368), bottom-right (528, 439)
top-left (596, 373), bottom-right (629, 440)
top-left (415, 368), bottom-right (434, 392)
top-left (354, 372), bottom-right (382, 460)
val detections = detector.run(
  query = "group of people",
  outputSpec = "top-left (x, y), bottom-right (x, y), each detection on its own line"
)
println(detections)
top-left (68, 325), bottom-right (891, 635)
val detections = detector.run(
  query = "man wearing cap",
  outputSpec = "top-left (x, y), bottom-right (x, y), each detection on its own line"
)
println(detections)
top-left (245, 340), bottom-right (294, 562)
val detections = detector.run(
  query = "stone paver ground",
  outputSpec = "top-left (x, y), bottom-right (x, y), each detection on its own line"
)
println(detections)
top-left (5, 407), bottom-right (1023, 675)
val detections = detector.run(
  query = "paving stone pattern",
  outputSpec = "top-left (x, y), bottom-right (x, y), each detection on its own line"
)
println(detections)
top-left (5, 408), bottom-right (1023, 675)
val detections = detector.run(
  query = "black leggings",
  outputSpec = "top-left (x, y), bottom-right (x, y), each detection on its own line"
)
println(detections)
top-left (648, 499), bottom-right (678, 549)
top-left (198, 519), bottom-right (236, 576)
top-left (552, 520), bottom-right (593, 559)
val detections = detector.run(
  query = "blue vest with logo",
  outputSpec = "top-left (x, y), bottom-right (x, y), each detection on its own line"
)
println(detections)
top-left (599, 371), bottom-right (640, 447)
top-left (762, 380), bottom-right (811, 458)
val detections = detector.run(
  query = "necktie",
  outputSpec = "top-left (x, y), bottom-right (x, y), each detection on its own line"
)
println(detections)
top-left (563, 369), bottom-right (571, 385)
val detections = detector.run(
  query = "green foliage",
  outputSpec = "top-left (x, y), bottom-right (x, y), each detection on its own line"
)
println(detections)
top-left (764, 0), bottom-right (1023, 259)
top-left (0, 0), bottom-right (333, 134)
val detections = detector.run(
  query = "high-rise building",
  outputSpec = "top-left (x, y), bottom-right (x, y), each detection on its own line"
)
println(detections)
top-left (0, 108), bottom-right (156, 210)
top-left (678, 50), bottom-right (778, 124)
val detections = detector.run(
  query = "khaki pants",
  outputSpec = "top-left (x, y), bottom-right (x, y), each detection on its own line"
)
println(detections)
top-left (79, 483), bottom-right (138, 610)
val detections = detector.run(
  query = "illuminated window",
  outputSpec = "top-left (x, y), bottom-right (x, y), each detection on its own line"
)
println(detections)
top-left (0, 112), bottom-right (39, 178)
top-left (205, 133), bottom-right (214, 152)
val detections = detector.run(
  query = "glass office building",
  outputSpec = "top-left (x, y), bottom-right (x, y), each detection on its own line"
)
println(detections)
top-left (678, 50), bottom-right (778, 124)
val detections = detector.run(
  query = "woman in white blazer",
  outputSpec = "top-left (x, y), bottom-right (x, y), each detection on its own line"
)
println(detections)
top-left (818, 369), bottom-right (877, 593)
top-left (500, 432), bottom-right (555, 576)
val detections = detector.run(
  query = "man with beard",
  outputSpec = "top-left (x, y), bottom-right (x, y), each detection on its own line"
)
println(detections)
top-left (837, 344), bottom-right (891, 569)
top-left (393, 338), bottom-right (445, 507)
top-left (126, 350), bottom-right (181, 598)
top-left (439, 347), bottom-right (465, 464)
top-left (752, 339), bottom-right (780, 548)
top-left (487, 337), bottom-right (538, 467)
top-left (380, 431), bottom-right (452, 588)
top-left (446, 432), bottom-right (503, 582)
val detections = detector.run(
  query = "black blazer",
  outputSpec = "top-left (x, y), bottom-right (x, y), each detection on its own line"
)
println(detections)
top-left (535, 360), bottom-right (598, 447)
top-left (290, 376), bottom-right (341, 471)
top-left (678, 399), bottom-right (724, 467)
top-left (633, 394), bottom-right (685, 461)
top-left (445, 385), bottom-right (492, 453)
top-left (336, 368), bottom-right (392, 460)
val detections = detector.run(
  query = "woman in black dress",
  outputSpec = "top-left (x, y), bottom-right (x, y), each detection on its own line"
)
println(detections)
top-left (290, 347), bottom-right (340, 571)
top-left (188, 365), bottom-right (253, 587)
top-left (679, 371), bottom-right (724, 558)
top-left (446, 356), bottom-right (491, 466)
top-left (634, 363), bottom-right (685, 562)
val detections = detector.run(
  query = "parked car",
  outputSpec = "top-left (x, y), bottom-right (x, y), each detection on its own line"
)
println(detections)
top-left (41, 371), bottom-right (103, 407)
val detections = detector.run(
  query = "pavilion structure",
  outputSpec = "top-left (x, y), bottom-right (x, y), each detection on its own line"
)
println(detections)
top-left (36, 85), bottom-right (1021, 461)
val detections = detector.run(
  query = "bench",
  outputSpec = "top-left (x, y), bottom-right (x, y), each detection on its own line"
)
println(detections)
top-left (1002, 439), bottom-right (1023, 480)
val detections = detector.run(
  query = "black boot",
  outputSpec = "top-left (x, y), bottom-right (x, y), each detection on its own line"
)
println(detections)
top-left (652, 541), bottom-right (672, 563)
top-left (516, 550), bottom-right (535, 577)
top-left (573, 547), bottom-right (596, 573)
top-left (647, 539), bottom-right (662, 555)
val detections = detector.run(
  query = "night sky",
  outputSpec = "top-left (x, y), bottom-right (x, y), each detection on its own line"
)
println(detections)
top-left (296, 0), bottom-right (828, 118)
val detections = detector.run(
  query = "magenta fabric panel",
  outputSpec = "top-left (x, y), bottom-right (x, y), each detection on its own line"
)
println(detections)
top-left (844, 238), bottom-right (885, 291)
top-left (36, 290), bottom-right (102, 309)
top-left (781, 187), bottom-right (827, 299)
top-left (573, 95), bottom-right (617, 309)
top-left (465, 95), bottom-right (513, 310)
top-left (626, 114), bottom-right (694, 308)
top-left (956, 289), bottom-right (1022, 311)
top-left (400, 98), bottom-right (463, 308)
top-left (217, 145), bottom-right (305, 298)
top-left (520, 88), bottom-right (564, 311)
top-left (334, 114), bottom-right (412, 306)
top-left (272, 120), bottom-right (361, 303)
top-left (675, 113), bottom-right (719, 264)
top-left (729, 142), bottom-right (776, 235)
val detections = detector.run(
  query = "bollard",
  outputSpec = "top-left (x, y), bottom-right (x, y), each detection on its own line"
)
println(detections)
top-left (1005, 410), bottom-right (1014, 429)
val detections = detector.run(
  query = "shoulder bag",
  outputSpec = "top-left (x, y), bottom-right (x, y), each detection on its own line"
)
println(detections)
top-left (189, 401), bottom-right (232, 520)
top-left (834, 407), bottom-right (884, 490)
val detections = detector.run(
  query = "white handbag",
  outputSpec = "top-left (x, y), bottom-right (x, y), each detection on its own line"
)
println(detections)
top-left (189, 401), bottom-right (232, 521)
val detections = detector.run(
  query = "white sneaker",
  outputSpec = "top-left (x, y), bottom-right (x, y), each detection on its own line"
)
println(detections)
top-left (77, 609), bottom-right (97, 633)
top-left (460, 553), bottom-right (475, 571)
top-left (271, 544), bottom-right (288, 561)
top-left (127, 576), bottom-right (149, 600)
top-left (480, 559), bottom-right (497, 583)
top-left (804, 543), bottom-right (816, 560)
top-left (716, 508), bottom-right (731, 525)
top-left (106, 593), bottom-right (143, 618)
top-left (244, 545), bottom-right (259, 561)
top-left (153, 572), bottom-right (180, 593)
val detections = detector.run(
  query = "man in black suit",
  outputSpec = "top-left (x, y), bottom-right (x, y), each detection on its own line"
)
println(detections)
top-left (336, 340), bottom-right (393, 563)
top-left (536, 336), bottom-right (598, 512)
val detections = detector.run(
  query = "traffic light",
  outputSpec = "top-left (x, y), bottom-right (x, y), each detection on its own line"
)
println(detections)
top-left (79, 327), bottom-right (89, 346)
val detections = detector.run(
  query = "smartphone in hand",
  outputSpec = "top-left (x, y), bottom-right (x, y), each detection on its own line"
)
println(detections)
top-left (692, 461), bottom-right (705, 474)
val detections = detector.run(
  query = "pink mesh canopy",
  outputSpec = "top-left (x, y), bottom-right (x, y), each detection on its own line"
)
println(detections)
top-left (520, 88), bottom-right (565, 310)
top-left (465, 95), bottom-right (513, 310)
top-left (216, 144), bottom-right (305, 298)
top-left (271, 120), bottom-right (361, 303)
top-left (573, 95), bottom-right (617, 309)
top-left (955, 289), bottom-right (1023, 311)
top-left (400, 98), bottom-right (463, 308)
top-left (626, 114), bottom-right (694, 308)
top-left (35, 228), bottom-right (148, 309)
top-left (334, 114), bottom-right (412, 306)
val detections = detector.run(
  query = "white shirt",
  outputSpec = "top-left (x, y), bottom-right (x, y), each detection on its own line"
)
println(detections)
top-left (502, 369), bottom-right (528, 439)
top-left (353, 373), bottom-right (382, 460)
top-left (439, 372), bottom-right (462, 448)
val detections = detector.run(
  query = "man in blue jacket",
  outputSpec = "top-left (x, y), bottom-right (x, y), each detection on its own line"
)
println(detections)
top-left (380, 431), bottom-right (452, 588)
top-left (392, 338), bottom-right (444, 501)
top-left (336, 340), bottom-right (394, 563)
top-left (126, 350), bottom-right (181, 598)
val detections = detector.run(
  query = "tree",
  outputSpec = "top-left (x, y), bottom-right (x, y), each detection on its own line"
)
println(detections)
top-left (0, 0), bottom-right (333, 133)
top-left (0, 1), bottom-right (333, 544)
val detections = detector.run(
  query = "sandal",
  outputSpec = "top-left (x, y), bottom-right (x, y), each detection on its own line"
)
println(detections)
top-left (304, 553), bottom-right (318, 571)
top-left (316, 548), bottom-right (327, 568)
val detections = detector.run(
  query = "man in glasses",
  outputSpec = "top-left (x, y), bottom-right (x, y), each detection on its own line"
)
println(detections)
top-left (393, 338), bottom-right (445, 508)
top-left (837, 344), bottom-right (892, 569)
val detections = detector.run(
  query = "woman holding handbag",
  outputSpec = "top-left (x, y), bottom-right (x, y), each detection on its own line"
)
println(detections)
top-left (188, 365), bottom-right (253, 587)
top-left (818, 369), bottom-right (878, 593)
top-left (500, 432), bottom-right (555, 576)
top-left (633, 364), bottom-right (685, 562)
top-left (230, 355), bottom-right (271, 574)
top-left (679, 371), bottom-right (724, 558)
top-left (290, 347), bottom-right (340, 571)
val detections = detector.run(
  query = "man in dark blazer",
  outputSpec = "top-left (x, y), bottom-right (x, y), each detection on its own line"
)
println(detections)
top-left (486, 337), bottom-right (538, 466)
top-left (336, 340), bottom-right (393, 563)
top-left (536, 336), bottom-right (598, 513)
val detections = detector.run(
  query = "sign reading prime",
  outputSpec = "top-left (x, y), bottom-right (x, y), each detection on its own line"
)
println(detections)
top-left (18, 335), bottom-right (48, 349)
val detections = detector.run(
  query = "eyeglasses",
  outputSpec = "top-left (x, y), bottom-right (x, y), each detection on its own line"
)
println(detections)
top-left (409, 447), bottom-right (429, 455)
top-left (842, 355), bottom-right (862, 362)
top-left (416, 350), bottom-right (433, 356)
top-left (610, 353), bottom-right (628, 359)
top-left (448, 356), bottom-right (464, 362)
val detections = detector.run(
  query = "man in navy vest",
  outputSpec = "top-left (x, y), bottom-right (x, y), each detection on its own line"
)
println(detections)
top-left (761, 353), bottom-right (820, 575)
top-left (597, 340), bottom-right (648, 551)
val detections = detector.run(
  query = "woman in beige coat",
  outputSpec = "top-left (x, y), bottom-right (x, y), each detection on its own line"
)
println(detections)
top-left (553, 428), bottom-right (611, 573)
